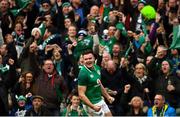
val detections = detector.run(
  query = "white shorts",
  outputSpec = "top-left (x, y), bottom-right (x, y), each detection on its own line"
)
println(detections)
top-left (83, 99), bottom-right (110, 116)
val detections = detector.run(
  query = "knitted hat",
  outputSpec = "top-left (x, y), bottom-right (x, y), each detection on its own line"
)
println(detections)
top-left (17, 95), bottom-right (27, 102)
top-left (78, 29), bottom-right (87, 37)
top-left (62, 2), bottom-right (71, 8)
top-left (138, 0), bottom-right (146, 5)
top-left (31, 28), bottom-right (41, 36)
top-left (41, 0), bottom-right (51, 4)
top-left (31, 23), bottom-right (46, 37)
top-left (32, 95), bottom-right (44, 101)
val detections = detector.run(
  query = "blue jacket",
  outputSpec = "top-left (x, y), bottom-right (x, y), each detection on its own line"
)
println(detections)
top-left (147, 104), bottom-right (176, 116)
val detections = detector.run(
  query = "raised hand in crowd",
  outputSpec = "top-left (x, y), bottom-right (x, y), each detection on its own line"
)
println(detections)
top-left (124, 84), bottom-right (131, 94)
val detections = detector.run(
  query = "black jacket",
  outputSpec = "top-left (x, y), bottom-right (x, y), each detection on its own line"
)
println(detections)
top-left (25, 106), bottom-right (50, 116)
top-left (154, 73), bottom-right (180, 108)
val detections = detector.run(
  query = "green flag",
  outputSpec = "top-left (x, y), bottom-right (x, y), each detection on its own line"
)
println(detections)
top-left (39, 23), bottom-right (46, 37)
top-left (170, 25), bottom-right (180, 49)
top-left (10, 0), bottom-right (31, 16)
top-left (10, 9), bottom-right (21, 17)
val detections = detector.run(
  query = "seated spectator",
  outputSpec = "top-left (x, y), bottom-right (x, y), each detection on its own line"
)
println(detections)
top-left (147, 94), bottom-right (176, 116)
top-left (25, 95), bottom-right (50, 116)
top-left (10, 95), bottom-right (28, 116)
top-left (62, 91), bottom-right (87, 116)
top-left (127, 96), bottom-right (147, 116)
top-left (120, 84), bottom-right (147, 116)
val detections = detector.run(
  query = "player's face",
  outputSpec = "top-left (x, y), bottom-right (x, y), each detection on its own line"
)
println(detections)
top-left (83, 53), bottom-right (95, 69)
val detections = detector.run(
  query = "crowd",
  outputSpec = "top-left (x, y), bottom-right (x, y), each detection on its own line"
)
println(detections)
top-left (0, 0), bottom-right (180, 116)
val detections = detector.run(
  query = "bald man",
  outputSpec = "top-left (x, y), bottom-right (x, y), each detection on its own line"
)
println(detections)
top-left (101, 60), bottom-right (126, 116)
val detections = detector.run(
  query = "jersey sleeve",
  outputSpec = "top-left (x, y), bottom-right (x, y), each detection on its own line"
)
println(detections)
top-left (78, 69), bottom-right (88, 86)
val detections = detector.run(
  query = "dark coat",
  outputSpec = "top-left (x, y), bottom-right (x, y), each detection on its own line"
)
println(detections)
top-left (34, 70), bottom-right (68, 110)
top-left (0, 64), bottom-right (16, 115)
top-left (154, 73), bottom-right (180, 108)
top-left (25, 106), bottom-right (50, 116)
top-left (101, 68), bottom-right (126, 102)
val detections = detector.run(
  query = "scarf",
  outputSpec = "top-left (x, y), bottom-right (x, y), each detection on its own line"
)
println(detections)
top-left (152, 104), bottom-right (168, 116)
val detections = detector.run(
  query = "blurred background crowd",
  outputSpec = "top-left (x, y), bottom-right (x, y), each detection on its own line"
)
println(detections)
top-left (0, 0), bottom-right (180, 116)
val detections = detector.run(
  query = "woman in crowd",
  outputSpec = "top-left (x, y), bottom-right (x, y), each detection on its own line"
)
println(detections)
top-left (12, 71), bottom-right (35, 97)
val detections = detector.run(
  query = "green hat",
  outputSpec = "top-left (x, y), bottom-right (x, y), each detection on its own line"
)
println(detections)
top-left (62, 2), bottom-right (71, 8)
top-left (32, 95), bottom-right (44, 101)
top-left (140, 5), bottom-right (156, 20)
top-left (17, 95), bottom-right (27, 102)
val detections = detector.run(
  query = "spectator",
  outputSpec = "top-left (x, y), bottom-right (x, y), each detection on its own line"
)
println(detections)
top-left (147, 45), bottom-right (168, 78)
top-left (100, 51), bottom-right (111, 69)
top-left (10, 95), bottom-right (28, 116)
top-left (120, 84), bottom-right (147, 116)
top-left (101, 60), bottom-right (126, 115)
top-left (34, 59), bottom-right (68, 116)
top-left (154, 60), bottom-right (180, 108)
top-left (74, 29), bottom-right (93, 61)
top-left (18, 41), bottom-right (40, 78)
top-left (123, 62), bottom-right (153, 104)
top-left (111, 43), bottom-right (123, 66)
top-left (170, 48), bottom-right (180, 74)
top-left (0, 0), bottom-right (14, 37)
top-left (147, 94), bottom-right (176, 116)
top-left (127, 96), bottom-right (147, 116)
top-left (71, 0), bottom-right (87, 27)
top-left (25, 95), bottom-right (50, 116)
top-left (39, 0), bottom-right (55, 17)
top-left (12, 71), bottom-right (35, 97)
top-left (62, 91), bottom-right (87, 116)
top-left (0, 54), bottom-right (16, 115)
top-left (12, 21), bottom-right (25, 58)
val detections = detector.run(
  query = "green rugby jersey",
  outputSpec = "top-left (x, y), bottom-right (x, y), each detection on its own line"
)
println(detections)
top-left (78, 64), bottom-right (102, 104)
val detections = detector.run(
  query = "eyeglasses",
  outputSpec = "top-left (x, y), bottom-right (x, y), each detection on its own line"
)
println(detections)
top-left (44, 63), bottom-right (54, 66)
top-left (42, 4), bottom-right (50, 8)
top-left (154, 98), bottom-right (162, 101)
top-left (26, 75), bottom-right (33, 78)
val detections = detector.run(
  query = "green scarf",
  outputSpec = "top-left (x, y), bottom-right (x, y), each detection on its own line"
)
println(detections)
top-left (152, 104), bottom-right (168, 116)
